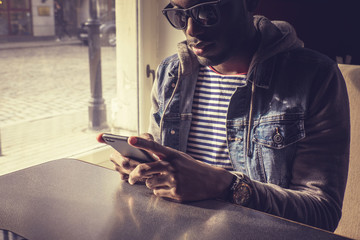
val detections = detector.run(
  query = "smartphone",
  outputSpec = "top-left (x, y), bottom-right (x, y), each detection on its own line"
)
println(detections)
top-left (97, 133), bottom-right (154, 163)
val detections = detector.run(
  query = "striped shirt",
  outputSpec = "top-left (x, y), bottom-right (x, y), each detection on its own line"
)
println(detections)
top-left (186, 66), bottom-right (247, 170)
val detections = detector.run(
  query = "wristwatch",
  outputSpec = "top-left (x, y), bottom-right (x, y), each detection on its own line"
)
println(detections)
top-left (229, 173), bottom-right (252, 207)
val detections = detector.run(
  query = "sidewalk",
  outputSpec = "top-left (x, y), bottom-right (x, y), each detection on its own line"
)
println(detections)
top-left (0, 37), bottom-right (82, 50)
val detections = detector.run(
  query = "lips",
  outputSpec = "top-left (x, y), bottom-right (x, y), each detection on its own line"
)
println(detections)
top-left (190, 42), bottom-right (215, 56)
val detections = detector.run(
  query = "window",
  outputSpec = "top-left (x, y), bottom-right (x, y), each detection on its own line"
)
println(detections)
top-left (0, 0), bottom-right (31, 36)
top-left (10, 0), bottom-right (30, 9)
top-left (0, 12), bottom-right (8, 35)
top-left (9, 11), bottom-right (31, 35)
top-left (0, 0), bottom-right (182, 176)
top-left (0, 0), bottom-right (117, 175)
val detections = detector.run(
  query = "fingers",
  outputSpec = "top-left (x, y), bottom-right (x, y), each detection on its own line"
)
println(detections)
top-left (128, 136), bottom-right (176, 161)
top-left (145, 171), bottom-right (176, 189)
top-left (152, 188), bottom-right (182, 202)
top-left (143, 169), bottom-right (183, 201)
top-left (110, 151), bottom-right (141, 180)
top-left (139, 133), bottom-right (154, 141)
top-left (128, 160), bottom-right (174, 185)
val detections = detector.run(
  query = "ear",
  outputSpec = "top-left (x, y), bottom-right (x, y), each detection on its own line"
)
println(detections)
top-left (245, 0), bottom-right (260, 12)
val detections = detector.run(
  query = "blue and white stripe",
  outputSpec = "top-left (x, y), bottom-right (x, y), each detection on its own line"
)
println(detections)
top-left (186, 66), bottom-right (247, 170)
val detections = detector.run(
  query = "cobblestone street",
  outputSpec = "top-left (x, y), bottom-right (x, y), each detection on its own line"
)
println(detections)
top-left (0, 40), bottom-right (116, 125)
top-left (0, 39), bottom-right (117, 174)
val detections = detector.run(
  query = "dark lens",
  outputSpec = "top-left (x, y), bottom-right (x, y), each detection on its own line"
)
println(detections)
top-left (191, 4), bottom-right (219, 26)
top-left (166, 10), bottom-right (187, 29)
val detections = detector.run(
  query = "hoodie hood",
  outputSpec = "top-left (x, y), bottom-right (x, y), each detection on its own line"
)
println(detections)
top-left (251, 16), bottom-right (304, 65)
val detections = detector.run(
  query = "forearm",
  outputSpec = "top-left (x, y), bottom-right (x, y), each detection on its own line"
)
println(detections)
top-left (148, 65), bottom-right (161, 143)
top-left (248, 177), bottom-right (344, 231)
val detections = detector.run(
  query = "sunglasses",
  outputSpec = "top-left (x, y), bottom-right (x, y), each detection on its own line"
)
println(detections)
top-left (162, 0), bottom-right (232, 30)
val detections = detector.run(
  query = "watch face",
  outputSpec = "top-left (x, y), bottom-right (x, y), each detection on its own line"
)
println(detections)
top-left (233, 182), bottom-right (252, 206)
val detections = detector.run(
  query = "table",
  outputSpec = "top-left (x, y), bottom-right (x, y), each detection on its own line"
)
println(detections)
top-left (0, 159), bottom-right (351, 240)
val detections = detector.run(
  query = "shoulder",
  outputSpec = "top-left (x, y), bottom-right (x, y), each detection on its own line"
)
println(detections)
top-left (159, 53), bottom-right (180, 68)
top-left (282, 47), bottom-right (337, 70)
top-left (276, 48), bottom-right (346, 103)
top-left (274, 47), bottom-right (341, 85)
top-left (157, 53), bottom-right (181, 83)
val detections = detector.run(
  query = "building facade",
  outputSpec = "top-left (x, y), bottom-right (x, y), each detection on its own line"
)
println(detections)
top-left (0, 0), bottom-right (114, 41)
top-left (0, 0), bottom-right (55, 39)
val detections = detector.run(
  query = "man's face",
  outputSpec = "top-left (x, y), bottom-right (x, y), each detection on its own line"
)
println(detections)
top-left (170, 0), bottom-right (254, 66)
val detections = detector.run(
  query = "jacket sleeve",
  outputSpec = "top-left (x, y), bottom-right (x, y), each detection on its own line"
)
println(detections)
top-left (246, 63), bottom-right (350, 232)
top-left (148, 64), bottom-right (161, 144)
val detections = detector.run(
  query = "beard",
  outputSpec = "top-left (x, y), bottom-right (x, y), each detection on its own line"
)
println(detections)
top-left (186, 15), bottom-right (256, 68)
top-left (187, 34), bottom-right (241, 67)
top-left (195, 50), bottom-right (232, 67)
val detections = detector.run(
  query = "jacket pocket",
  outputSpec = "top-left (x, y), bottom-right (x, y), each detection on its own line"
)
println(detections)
top-left (253, 113), bottom-right (305, 149)
top-left (251, 113), bottom-right (305, 186)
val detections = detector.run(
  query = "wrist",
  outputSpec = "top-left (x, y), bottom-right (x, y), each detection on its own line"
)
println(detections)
top-left (216, 169), bottom-right (235, 201)
top-left (228, 173), bottom-right (253, 207)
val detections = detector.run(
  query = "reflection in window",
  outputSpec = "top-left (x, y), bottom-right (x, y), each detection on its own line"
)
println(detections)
top-left (0, 0), bottom-right (31, 36)
top-left (10, 0), bottom-right (30, 10)
top-left (0, 0), bottom-right (8, 10)
top-left (0, 12), bottom-right (8, 35)
top-left (10, 11), bottom-right (31, 35)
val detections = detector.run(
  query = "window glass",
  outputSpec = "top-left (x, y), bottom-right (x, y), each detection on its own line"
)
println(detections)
top-left (0, 12), bottom-right (8, 35)
top-left (9, 11), bottom-right (31, 35)
top-left (0, 0), bottom-right (8, 10)
top-left (10, 0), bottom-right (30, 10)
top-left (0, 0), bottom-right (117, 175)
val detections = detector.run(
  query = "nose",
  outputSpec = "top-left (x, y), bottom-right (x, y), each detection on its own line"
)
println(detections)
top-left (185, 17), bottom-right (205, 37)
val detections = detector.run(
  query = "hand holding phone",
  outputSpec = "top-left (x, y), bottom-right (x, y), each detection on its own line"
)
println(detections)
top-left (97, 133), bottom-right (154, 163)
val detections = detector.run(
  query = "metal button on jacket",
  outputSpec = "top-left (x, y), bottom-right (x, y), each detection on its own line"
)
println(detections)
top-left (273, 127), bottom-right (284, 144)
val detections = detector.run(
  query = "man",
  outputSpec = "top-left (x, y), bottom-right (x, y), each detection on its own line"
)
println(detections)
top-left (110, 0), bottom-right (350, 232)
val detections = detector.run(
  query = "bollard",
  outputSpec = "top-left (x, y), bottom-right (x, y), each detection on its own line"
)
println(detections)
top-left (86, 0), bottom-right (108, 131)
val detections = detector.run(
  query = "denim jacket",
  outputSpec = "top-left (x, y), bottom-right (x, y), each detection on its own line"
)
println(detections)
top-left (148, 16), bottom-right (350, 231)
